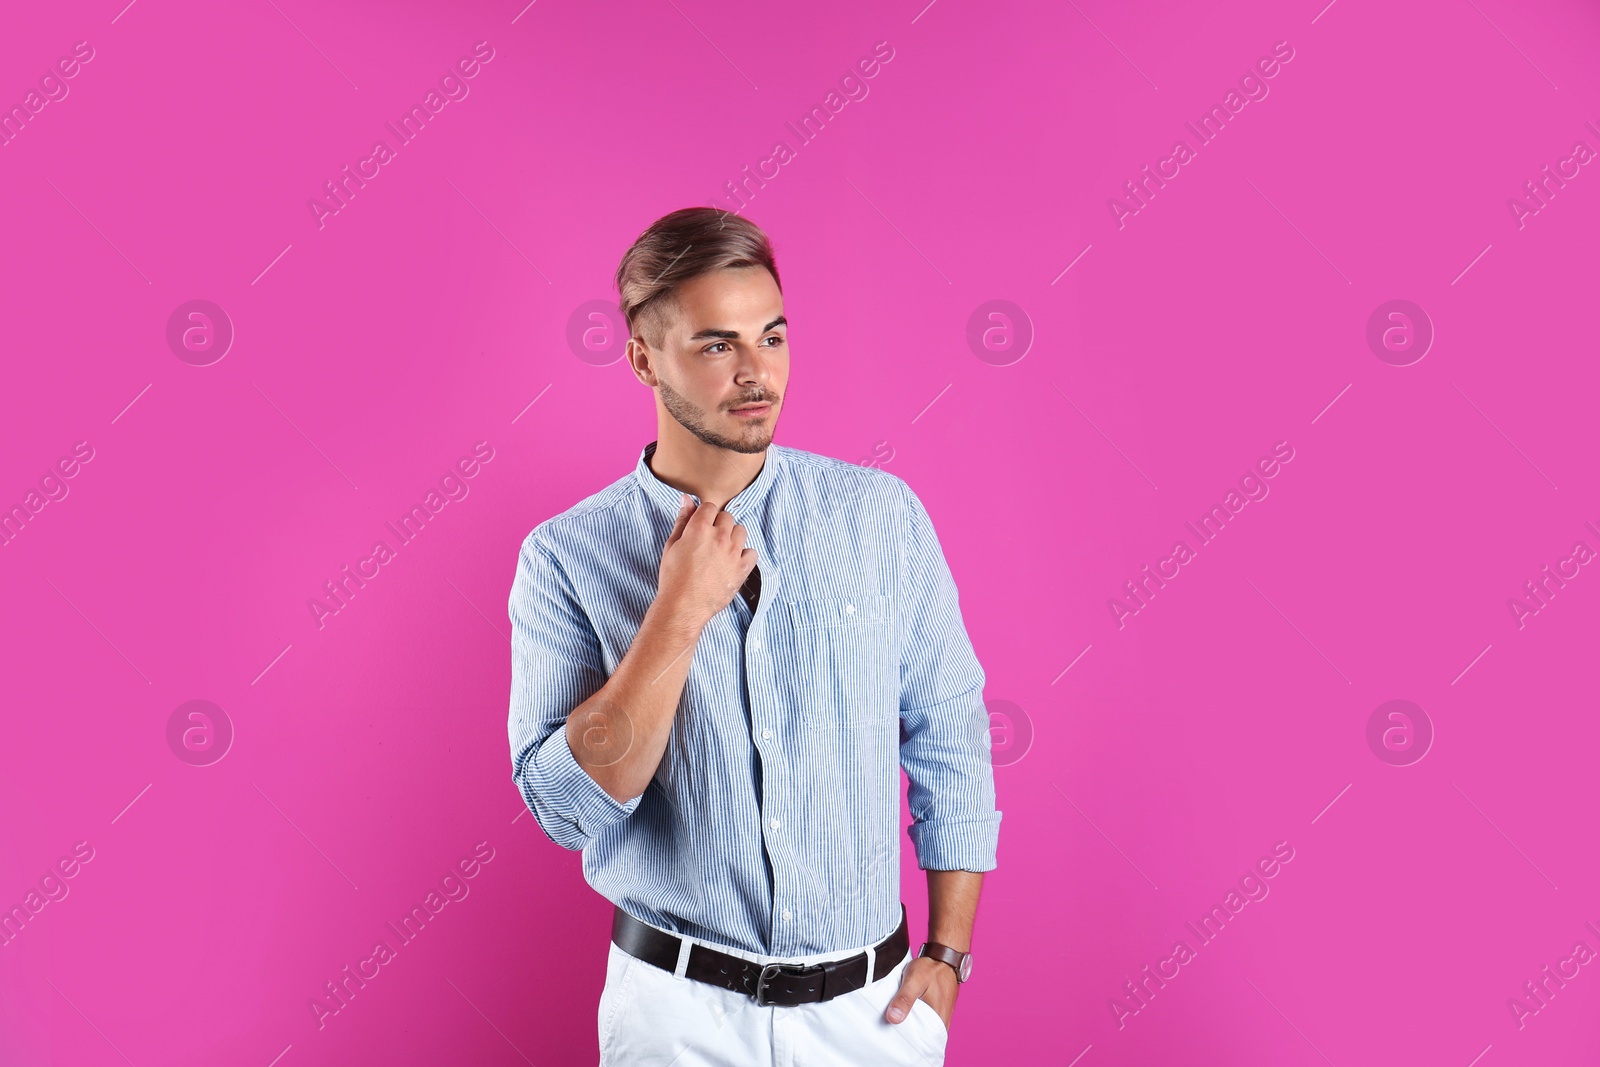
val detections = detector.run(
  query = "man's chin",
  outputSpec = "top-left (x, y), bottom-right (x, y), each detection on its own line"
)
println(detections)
top-left (723, 433), bottom-right (773, 455)
top-left (720, 422), bottom-right (775, 454)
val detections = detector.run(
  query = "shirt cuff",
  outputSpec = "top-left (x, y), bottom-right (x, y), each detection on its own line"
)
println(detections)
top-left (526, 725), bottom-right (643, 841)
top-left (908, 811), bottom-right (1002, 872)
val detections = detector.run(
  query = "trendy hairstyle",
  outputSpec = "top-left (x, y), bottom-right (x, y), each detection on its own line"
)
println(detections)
top-left (614, 207), bottom-right (781, 349)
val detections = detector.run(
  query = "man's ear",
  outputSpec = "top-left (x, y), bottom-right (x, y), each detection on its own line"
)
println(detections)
top-left (628, 337), bottom-right (658, 386)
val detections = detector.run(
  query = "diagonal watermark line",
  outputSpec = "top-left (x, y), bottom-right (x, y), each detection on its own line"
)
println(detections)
top-left (909, 383), bottom-right (952, 425)
top-left (1066, 1044), bottom-right (1094, 1067)
top-left (252, 644), bottom-right (294, 686)
top-left (445, 977), bottom-right (538, 1065)
top-left (1064, 0), bottom-right (1157, 89)
top-left (1052, 783), bottom-right (1159, 890)
top-left (1465, 1043), bottom-right (1492, 1067)
top-left (42, 575), bottom-right (151, 684)
top-left (510, 0), bottom-right (539, 24)
top-left (1451, 243), bottom-right (1492, 285)
top-left (1243, 176), bottom-right (1351, 285)
top-left (1451, 382), bottom-right (1557, 489)
top-left (252, 382), bottom-right (360, 490)
top-left (111, 0), bottom-right (140, 24)
top-left (111, 783), bottom-right (152, 824)
top-left (1310, 383), bottom-right (1351, 424)
top-left (1451, 643), bottom-right (1492, 685)
top-left (265, 1045), bottom-right (293, 1067)
top-left (1051, 382), bottom-right (1158, 490)
top-left (112, 383), bottom-right (152, 424)
top-left (1051, 243), bottom-right (1093, 284)
top-left (1451, 780), bottom-right (1558, 889)
top-left (662, 0), bottom-right (758, 89)
top-left (444, 177), bottom-right (551, 283)
top-left (647, 635), bottom-right (699, 688)
top-left (910, 0), bottom-right (941, 24)
top-left (1244, 976), bottom-right (1336, 1066)
top-left (1463, 0), bottom-right (1557, 89)
top-left (649, 775), bottom-right (685, 821)
top-left (1051, 644), bottom-right (1093, 684)
top-left (1244, 576), bottom-right (1352, 684)
top-left (252, 244), bottom-right (293, 285)
top-left (511, 383), bottom-right (553, 424)
top-left (45, 177), bottom-right (151, 284)
top-left (253, 782), bottom-right (360, 890)
top-left (844, 177), bottom-right (951, 284)
top-left (649, 243), bottom-right (694, 286)
top-left (1311, 783), bottom-right (1351, 824)
top-left (263, 0), bottom-right (358, 89)
top-left (445, 575), bottom-right (510, 644)
top-left (47, 979), bottom-right (138, 1065)
top-left (1310, 0), bottom-right (1339, 23)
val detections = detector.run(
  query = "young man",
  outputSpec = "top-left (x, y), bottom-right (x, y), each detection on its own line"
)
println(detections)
top-left (508, 207), bottom-right (1000, 1065)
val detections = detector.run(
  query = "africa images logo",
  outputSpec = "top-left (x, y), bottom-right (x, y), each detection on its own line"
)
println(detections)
top-left (1107, 40), bottom-right (1297, 229)
top-left (306, 442), bottom-right (495, 630)
top-left (307, 42), bottom-right (497, 230)
top-left (1108, 841), bottom-right (1296, 1028)
top-left (308, 842), bottom-right (496, 1030)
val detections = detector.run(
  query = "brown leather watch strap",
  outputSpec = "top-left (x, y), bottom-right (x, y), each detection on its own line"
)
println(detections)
top-left (917, 940), bottom-right (971, 982)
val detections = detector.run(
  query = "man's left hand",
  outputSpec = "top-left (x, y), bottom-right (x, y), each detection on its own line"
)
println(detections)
top-left (884, 955), bottom-right (958, 1031)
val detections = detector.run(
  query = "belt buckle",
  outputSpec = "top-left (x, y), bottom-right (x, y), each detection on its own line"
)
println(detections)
top-left (754, 961), bottom-right (814, 1007)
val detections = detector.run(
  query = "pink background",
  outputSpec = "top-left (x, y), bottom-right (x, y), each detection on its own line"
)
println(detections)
top-left (3, 0), bottom-right (1599, 1064)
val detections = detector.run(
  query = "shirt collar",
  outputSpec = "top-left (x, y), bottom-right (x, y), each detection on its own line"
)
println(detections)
top-left (635, 439), bottom-right (784, 523)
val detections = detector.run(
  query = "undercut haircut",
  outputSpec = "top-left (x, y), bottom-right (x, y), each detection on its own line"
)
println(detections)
top-left (614, 208), bottom-right (781, 349)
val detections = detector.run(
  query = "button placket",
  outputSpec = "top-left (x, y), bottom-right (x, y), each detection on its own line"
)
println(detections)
top-left (734, 536), bottom-right (792, 953)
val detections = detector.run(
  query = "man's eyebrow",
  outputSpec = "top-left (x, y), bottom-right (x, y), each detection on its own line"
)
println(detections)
top-left (688, 316), bottom-right (787, 342)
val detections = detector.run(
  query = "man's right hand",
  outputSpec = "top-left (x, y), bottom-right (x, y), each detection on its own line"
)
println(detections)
top-left (656, 493), bottom-right (759, 630)
top-left (568, 493), bottom-right (753, 804)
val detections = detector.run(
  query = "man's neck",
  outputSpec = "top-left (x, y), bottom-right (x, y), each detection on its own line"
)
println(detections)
top-left (649, 432), bottom-right (768, 511)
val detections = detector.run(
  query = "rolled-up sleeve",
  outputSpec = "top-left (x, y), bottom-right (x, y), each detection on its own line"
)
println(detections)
top-left (894, 480), bottom-right (1002, 872)
top-left (508, 530), bottom-right (642, 851)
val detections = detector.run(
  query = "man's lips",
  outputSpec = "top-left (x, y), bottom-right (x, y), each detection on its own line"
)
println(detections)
top-left (730, 403), bottom-right (772, 417)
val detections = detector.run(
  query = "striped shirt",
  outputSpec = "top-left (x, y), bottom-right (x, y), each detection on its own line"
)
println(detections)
top-left (507, 440), bottom-right (1001, 957)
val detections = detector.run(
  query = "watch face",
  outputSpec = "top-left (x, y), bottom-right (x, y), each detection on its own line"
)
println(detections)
top-left (957, 954), bottom-right (973, 982)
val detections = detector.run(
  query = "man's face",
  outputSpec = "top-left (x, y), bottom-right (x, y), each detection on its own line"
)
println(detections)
top-left (638, 266), bottom-right (787, 455)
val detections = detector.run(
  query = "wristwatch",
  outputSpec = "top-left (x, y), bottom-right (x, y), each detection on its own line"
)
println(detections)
top-left (916, 941), bottom-right (973, 983)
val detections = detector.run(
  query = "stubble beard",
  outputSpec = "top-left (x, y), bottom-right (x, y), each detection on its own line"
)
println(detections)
top-left (658, 378), bottom-right (776, 455)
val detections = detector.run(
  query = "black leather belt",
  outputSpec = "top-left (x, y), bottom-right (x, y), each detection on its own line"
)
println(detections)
top-left (611, 903), bottom-right (909, 1007)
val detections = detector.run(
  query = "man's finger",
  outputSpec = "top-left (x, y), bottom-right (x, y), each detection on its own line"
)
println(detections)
top-left (688, 495), bottom-right (723, 529)
top-left (665, 494), bottom-right (695, 545)
top-left (884, 969), bottom-right (927, 1024)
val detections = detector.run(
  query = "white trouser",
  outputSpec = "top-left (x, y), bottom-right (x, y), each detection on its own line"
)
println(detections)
top-left (597, 921), bottom-right (949, 1066)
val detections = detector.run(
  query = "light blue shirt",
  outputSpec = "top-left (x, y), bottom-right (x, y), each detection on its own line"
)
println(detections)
top-left (508, 440), bottom-right (1000, 957)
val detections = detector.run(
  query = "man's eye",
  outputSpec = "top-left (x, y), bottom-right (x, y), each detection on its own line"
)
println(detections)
top-left (764, 335), bottom-right (785, 347)
top-left (706, 342), bottom-right (729, 354)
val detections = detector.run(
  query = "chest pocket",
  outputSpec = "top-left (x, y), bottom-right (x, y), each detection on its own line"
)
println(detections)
top-left (782, 593), bottom-right (894, 727)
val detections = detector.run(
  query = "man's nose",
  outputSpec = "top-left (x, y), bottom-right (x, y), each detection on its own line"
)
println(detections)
top-left (733, 347), bottom-right (769, 385)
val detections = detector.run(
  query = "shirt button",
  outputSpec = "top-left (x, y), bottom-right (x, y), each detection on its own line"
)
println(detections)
top-left (769, 818), bottom-right (780, 830)
top-left (845, 603), bottom-right (855, 614)
top-left (761, 728), bottom-right (773, 740)
top-left (752, 638), bottom-right (762, 650)
top-left (781, 909), bottom-right (792, 921)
